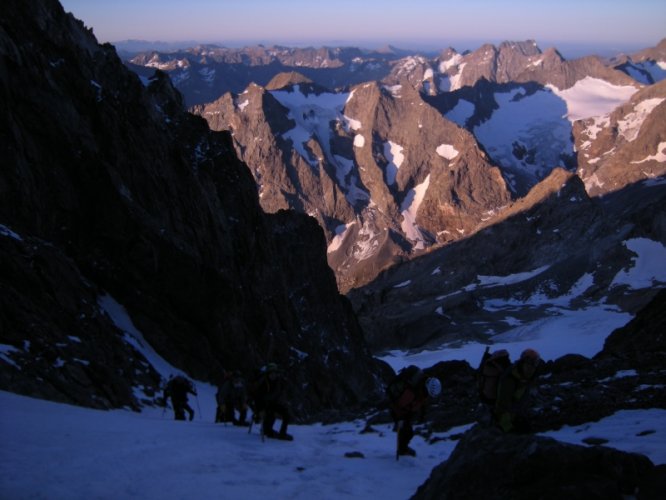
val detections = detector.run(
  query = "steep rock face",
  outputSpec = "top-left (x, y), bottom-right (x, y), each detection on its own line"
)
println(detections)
top-left (194, 78), bottom-right (511, 292)
top-left (597, 289), bottom-right (666, 368)
top-left (412, 426), bottom-right (658, 500)
top-left (574, 79), bottom-right (666, 196)
top-left (0, 230), bottom-right (161, 410)
top-left (0, 0), bottom-right (384, 416)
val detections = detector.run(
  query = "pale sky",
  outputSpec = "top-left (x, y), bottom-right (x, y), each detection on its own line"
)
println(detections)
top-left (60, 0), bottom-right (665, 55)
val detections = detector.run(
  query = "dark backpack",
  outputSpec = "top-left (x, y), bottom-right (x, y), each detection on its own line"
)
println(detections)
top-left (386, 365), bottom-right (423, 403)
top-left (477, 348), bottom-right (511, 404)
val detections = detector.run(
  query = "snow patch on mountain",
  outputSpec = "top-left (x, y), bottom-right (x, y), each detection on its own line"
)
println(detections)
top-left (477, 265), bottom-right (550, 287)
top-left (383, 141), bottom-right (404, 185)
top-left (270, 85), bottom-right (350, 168)
top-left (394, 56), bottom-right (427, 78)
top-left (611, 238), bottom-right (666, 289)
top-left (617, 98), bottom-right (665, 142)
top-left (439, 54), bottom-right (463, 72)
top-left (327, 221), bottom-right (355, 253)
top-left (631, 141), bottom-right (666, 164)
top-left (237, 99), bottom-right (249, 112)
top-left (384, 85), bottom-right (402, 98)
top-left (436, 144), bottom-right (459, 160)
top-left (449, 63), bottom-right (467, 91)
top-left (546, 77), bottom-right (638, 122)
top-left (353, 220), bottom-right (382, 261)
top-left (401, 175), bottom-right (431, 249)
top-left (343, 115), bottom-right (362, 132)
top-left (473, 87), bottom-right (572, 191)
top-left (581, 116), bottom-right (611, 146)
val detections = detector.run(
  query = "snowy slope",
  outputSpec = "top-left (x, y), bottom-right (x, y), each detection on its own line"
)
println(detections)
top-left (1, 390), bottom-right (664, 499)
top-left (378, 236), bottom-right (666, 367)
top-left (3, 237), bottom-right (665, 498)
top-left (0, 389), bottom-right (466, 500)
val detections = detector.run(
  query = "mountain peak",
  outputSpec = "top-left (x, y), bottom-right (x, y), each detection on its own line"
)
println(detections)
top-left (265, 71), bottom-right (314, 91)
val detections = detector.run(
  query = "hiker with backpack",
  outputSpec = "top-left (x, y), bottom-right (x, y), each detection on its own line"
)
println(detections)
top-left (215, 370), bottom-right (249, 426)
top-left (163, 374), bottom-right (197, 421)
top-left (386, 365), bottom-right (442, 457)
top-left (477, 347), bottom-right (542, 433)
top-left (249, 363), bottom-right (293, 441)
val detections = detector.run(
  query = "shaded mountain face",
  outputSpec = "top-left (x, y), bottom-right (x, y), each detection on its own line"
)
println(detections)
top-left (348, 169), bottom-right (666, 353)
top-left (0, 0), bottom-right (387, 417)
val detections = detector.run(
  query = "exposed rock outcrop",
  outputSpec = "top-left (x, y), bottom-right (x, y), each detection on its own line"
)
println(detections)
top-left (412, 425), bottom-right (659, 500)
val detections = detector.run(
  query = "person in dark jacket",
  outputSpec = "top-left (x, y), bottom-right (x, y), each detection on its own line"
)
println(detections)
top-left (163, 375), bottom-right (197, 421)
top-left (215, 370), bottom-right (249, 426)
top-left (388, 366), bottom-right (442, 457)
top-left (249, 363), bottom-right (293, 441)
top-left (494, 348), bottom-right (541, 433)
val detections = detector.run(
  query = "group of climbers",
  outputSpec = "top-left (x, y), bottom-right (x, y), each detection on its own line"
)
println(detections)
top-left (161, 363), bottom-right (293, 441)
top-left (386, 347), bottom-right (541, 457)
top-left (161, 346), bottom-right (542, 454)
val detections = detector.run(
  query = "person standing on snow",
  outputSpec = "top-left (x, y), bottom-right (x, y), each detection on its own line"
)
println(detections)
top-left (249, 363), bottom-right (293, 441)
top-left (163, 374), bottom-right (197, 421)
top-left (215, 370), bottom-right (249, 426)
top-left (387, 365), bottom-right (442, 457)
top-left (494, 348), bottom-right (542, 433)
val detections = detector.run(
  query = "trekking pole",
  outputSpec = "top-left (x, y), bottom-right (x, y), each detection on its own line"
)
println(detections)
top-left (195, 392), bottom-right (202, 420)
top-left (396, 420), bottom-right (403, 462)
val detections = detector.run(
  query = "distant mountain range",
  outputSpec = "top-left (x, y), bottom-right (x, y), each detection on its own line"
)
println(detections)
top-left (124, 39), bottom-right (666, 298)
